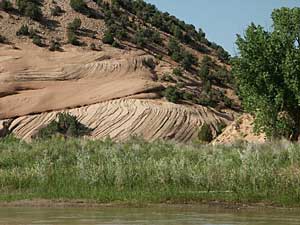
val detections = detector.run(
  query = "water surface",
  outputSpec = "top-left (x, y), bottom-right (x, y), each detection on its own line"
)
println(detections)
top-left (0, 206), bottom-right (299, 225)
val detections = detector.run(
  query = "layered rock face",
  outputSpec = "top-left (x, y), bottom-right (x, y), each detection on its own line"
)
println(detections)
top-left (0, 44), bottom-right (234, 142)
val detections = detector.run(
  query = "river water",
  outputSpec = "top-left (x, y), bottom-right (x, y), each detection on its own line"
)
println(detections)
top-left (0, 206), bottom-right (299, 225)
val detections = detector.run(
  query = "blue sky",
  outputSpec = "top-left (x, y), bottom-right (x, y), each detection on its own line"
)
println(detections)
top-left (145, 0), bottom-right (300, 55)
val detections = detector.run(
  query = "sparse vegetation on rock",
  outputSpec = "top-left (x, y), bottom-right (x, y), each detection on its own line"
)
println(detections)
top-left (35, 112), bottom-right (92, 139)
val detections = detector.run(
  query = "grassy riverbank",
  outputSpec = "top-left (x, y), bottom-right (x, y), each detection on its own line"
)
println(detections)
top-left (0, 136), bottom-right (300, 206)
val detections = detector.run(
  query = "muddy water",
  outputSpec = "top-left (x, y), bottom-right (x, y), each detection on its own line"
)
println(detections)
top-left (0, 206), bottom-right (299, 225)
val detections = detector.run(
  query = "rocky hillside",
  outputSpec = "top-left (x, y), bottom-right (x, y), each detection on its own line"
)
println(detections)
top-left (0, 0), bottom-right (241, 142)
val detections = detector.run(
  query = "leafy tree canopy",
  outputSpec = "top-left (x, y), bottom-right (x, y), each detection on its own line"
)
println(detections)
top-left (232, 7), bottom-right (300, 140)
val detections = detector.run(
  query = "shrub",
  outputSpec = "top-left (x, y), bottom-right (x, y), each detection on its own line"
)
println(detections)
top-left (67, 18), bottom-right (82, 32)
top-left (50, 5), bottom-right (63, 16)
top-left (133, 29), bottom-right (147, 48)
top-left (102, 30), bottom-right (114, 44)
top-left (0, 0), bottom-right (13, 11)
top-left (67, 31), bottom-right (80, 45)
top-left (142, 58), bottom-right (156, 70)
top-left (111, 40), bottom-right (120, 48)
top-left (49, 40), bottom-right (61, 51)
top-left (0, 35), bottom-right (7, 44)
top-left (198, 123), bottom-right (213, 143)
top-left (163, 86), bottom-right (182, 103)
top-left (168, 38), bottom-right (181, 56)
top-left (35, 112), bottom-right (91, 139)
top-left (89, 43), bottom-right (96, 50)
top-left (198, 65), bottom-right (210, 80)
top-left (181, 52), bottom-right (198, 70)
top-left (24, 2), bottom-right (42, 20)
top-left (70, 0), bottom-right (86, 13)
top-left (16, 25), bottom-right (29, 36)
top-left (32, 35), bottom-right (42, 46)
top-left (173, 67), bottom-right (182, 76)
top-left (16, 0), bottom-right (42, 20)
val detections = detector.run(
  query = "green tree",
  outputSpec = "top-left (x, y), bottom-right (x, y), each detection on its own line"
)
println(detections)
top-left (232, 7), bottom-right (300, 140)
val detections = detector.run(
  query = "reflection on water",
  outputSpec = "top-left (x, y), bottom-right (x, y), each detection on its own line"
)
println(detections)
top-left (0, 205), bottom-right (300, 225)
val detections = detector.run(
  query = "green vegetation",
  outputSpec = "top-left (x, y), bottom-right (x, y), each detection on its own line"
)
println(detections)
top-left (0, 0), bottom-right (13, 11)
top-left (89, 43), bottom-right (96, 50)
top-left (70, 0), bottom-right (87, 13)
top-left (49, 40), bottom-right (61, 51)
top-left (167, 38), bottom-right (198, 70)
top-left (232, 7), bottom-right (300, 141)
top-left (67, 18), bottom-right (82, 32)
top-left (0, 137), bottom-right (300, 206)
top-left (32, 35), bottom-right (42, 47)
top-left (16, 25), bottom-right (30, 36)
top-left (0, 35), bottom-right (7, 44)
top-left (16, 0), bottom-right (43, 21)
top-left (163, 86), bottom-right (182, 103)
top-left (102, 30), bottom-right (115, 45)
top-left (173, 67), bottom-right (183, 76)
top-left (134, 28), bottom-right (162, 48)
top-left (50, 5), bottom-right (63, 16)
top-left (197, 123), bottom-right (213, 143)
top-left (34, 113), bottom-right (92, 139)
top-left (67, 18), bottom-right (81, 45)
top-left (142, 58), bottom-right (156, 70)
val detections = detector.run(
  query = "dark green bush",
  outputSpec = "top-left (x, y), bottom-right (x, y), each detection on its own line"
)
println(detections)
top-left (0, 35), bottom-right (7, 44)
top-left (35, 112), bottom-right (92, 139)
top-left (16, 25), bottom-right (29, 36)
top-left (49, 40), bottom-right (61, 51)
top-left (181, 52), bottom-right (198, 70)
top-left (112, 40), bottom-right (120, 48)
top-left (102, 30), bottom-right (114, 44)
top-left (32, 35), bottom-right (42, 46)
top-left (163, 86), bottom-right (182, 103)
top-left (173, 67), bottom-right (182, 76)
top-left (70, 0), bottom-right (86, 13)
top-left (89, 43), bottom-right (96, 50)
top-left (50, 5), bottom-right (63, 16)
top-left (67, 18), bottom-right (82, 32)
top-left (198, 123), bottom-right (213, 143)
top-left (142, 58), bottom-right (156, 70)
top-left (67, 31), bottom-right (80, 45)
top-left (0, 0), bottom-right (13, 11)
top-left (16, 0), bottom-right (42, 21)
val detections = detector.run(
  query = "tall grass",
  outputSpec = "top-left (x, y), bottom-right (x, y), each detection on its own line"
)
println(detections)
top-left (0, 136), bottom-right (300, 206)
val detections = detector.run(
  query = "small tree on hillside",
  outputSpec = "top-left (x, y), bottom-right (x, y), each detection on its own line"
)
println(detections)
top-left (0, 0), bottom-right (13, 11)
top-left (70, 0), bottom-right (86, 13)
top-left (102, 30), bottom-right (114, 44)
